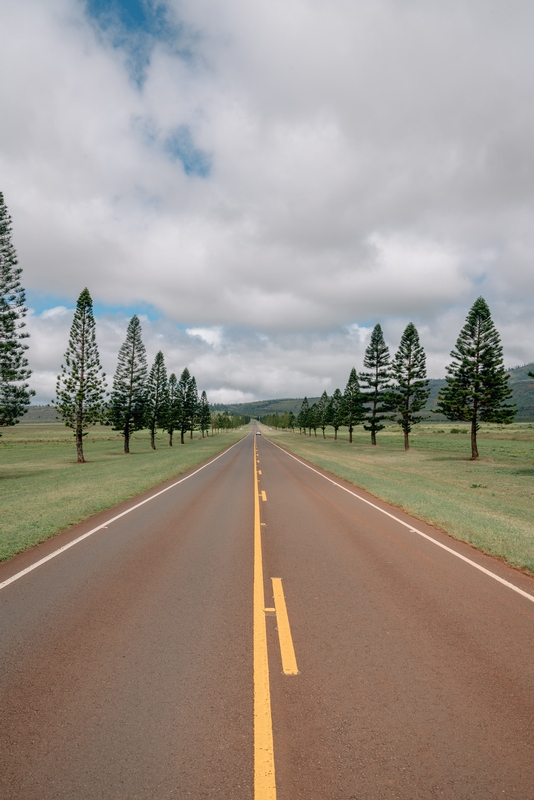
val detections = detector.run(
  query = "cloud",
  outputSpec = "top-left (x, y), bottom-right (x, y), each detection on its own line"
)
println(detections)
top-left (2, 0), bottom-right (534, 400)
top-left (185, 326), bottom-right (222, 347)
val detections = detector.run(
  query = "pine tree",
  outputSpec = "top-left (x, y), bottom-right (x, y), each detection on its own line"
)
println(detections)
top-left (287, 410), bottom-right (296, 431)
top-left (166, 372), bottom-right (178, 445)
top-left (54, 288), bottom-right (107, 463)
top-left (297, 396), bottom-right (310, 435)
top-left (360, 324), bottom-right (392, 445)
top-left (176, 367), bottom-right (196, 444)
top-left (0, 192), bottom-right (34, 430)
top-left (389, 322), bottom-right (430, 450)
top-left (199, 390), bottom-right (211, 437)
top-left (326, 388), bottom-right (344, 440)
top-left (317, 390), bottom-right (329, 438)
top-left (146, 351), bottom-right (169, 450)
top-left (309, 402), bottom-right (319, 436)
top-left (189, 376), bottom-right (199, 439)
top-left (436, 297), bottom-right (515, 460)
top-left (343, 368), bottom-right (365, 443)
top-left (109, 315), bottom-right (148, 454)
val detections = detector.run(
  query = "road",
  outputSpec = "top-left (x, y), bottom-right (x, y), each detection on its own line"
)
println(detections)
top-left (1, 429), bottom-right (533, 799)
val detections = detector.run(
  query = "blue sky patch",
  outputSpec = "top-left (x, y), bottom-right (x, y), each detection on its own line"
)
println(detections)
top-left (164, 126), bottom-right (212, 177)
top-left (85, 0), bottom-right (193, 85)
top-left (26, 290), bottom-right (161, 322)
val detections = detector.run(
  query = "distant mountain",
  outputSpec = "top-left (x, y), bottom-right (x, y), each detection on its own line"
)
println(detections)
top-left (506, 363), bottom-right (534, 420)
top-left (213, 363), bottom-right (534, 422)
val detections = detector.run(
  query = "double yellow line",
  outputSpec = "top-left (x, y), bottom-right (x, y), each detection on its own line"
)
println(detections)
top-left (253, 436), bottom-right (298, 800)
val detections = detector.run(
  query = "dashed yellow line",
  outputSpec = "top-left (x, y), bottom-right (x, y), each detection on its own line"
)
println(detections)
top-left (272, 578), bottom-right (299, 676)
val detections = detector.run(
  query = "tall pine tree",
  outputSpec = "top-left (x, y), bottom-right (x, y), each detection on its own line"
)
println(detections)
top-left (326, 388), bottom-right (344, 440)
top-left (176, 367), bottom-right (196, 444)
top-left (199, 390), bottom-right (211, 438)
top-left (297, 396), bottom-right (310, 435)
top-left (343, 368), bottom-right (365, 443)
top-left (436, 297), bottom-right (515, 460)
top-left (0, 192), bottom-right (34, 430)
top-left (309, 402), bottom-right (319, 436)
top-left (109, 315), bottom-right (148, 454)
top-left (360, 324), bottom-right (392, 445)
top-left (389, 322), bottom-right (430, 450)
top-left (166, 372), bottom-right (179, 446)
top-left (146, 350), bottom-right (169, 450)
top-left (54, 288), bottom-right (107, 463)
top-left (317, 390), bottom-right (329, 438)
top-left (189, 376), bottom-right (199, 439)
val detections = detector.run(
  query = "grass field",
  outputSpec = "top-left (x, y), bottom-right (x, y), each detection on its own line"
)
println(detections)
top-left (0, 422), bottom-right (248, 561)
top-left (262, 422), bottom-right (534, 575)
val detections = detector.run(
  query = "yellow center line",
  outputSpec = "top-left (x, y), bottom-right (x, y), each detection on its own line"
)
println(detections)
top-left (253, 437), bottom-right (276, 799)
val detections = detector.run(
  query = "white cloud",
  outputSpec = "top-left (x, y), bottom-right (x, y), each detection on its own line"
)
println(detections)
top-left (186, 326), bottom-right (223, 347)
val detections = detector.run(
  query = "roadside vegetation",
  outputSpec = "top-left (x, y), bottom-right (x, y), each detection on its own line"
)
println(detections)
top-left (262, 422), bottom-right (534, 574)
top-left (0, 422), bottom-right (249, 561)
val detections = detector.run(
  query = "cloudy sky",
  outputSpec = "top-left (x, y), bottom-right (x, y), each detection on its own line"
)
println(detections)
top-left (2, 0), bottom-right (533, 403)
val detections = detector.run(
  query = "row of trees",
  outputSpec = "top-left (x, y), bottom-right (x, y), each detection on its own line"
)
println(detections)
top-left (295, 298), bottom-right (515, 459)
top-left (55, 289), bottom-right (215, 462)
top-left (295, 322), bottom-right (432, 450)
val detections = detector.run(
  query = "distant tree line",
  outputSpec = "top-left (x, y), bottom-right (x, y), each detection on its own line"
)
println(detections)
top-left (295, 300), bottom-right (515, 459)
top-left (260, 410), bottom-right (296, 430)
top-left (211, 409), bottom-right (250, 432)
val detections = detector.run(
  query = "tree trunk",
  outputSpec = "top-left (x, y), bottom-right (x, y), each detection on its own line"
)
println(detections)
top-left (190, 429), bottom-right (193, 439)
top-left (349, 426), bottom-right (353, 443)
top-left (404, 430), bottom-right (410, 450)
top-left (124, 426), bottom-right (130, 454)
top-left (371, 430), bottom-right (377, 446)
top-left (471, 416), bottom-right (479, 460)
top-left (322, 427), bottom-right (326, 439)
top-left (169, 430), bottom-right (173, 446)
top-left (76, 426), bottom-right (85, 463)
top-left (334, 428), bottom-right (337, 440)
top-left (150, 425), bottom-right (156, 450)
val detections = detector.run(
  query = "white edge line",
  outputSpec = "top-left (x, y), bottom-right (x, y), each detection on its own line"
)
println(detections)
top-left (266, 438), bottom-right (534, 606)
top-left (0, 435), bottom-right (249, 591)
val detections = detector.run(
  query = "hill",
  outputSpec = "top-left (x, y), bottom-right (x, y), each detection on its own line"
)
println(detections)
top-left (14, 365), bottom-right (534, 423)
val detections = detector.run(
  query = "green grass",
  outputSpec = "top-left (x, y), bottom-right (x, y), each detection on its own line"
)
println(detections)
top-left (0, 422), bottom-right (248, 561)
top-left (263, 422), bottom-right (534, 575)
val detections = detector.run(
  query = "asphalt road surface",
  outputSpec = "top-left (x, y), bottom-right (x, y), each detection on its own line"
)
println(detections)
top-left (1, 430), bottom-right (533, 799)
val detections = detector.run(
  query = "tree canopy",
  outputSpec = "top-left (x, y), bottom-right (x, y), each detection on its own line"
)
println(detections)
top-left (436, 297), bottom-right (515, 459)
top-left (389, 322), bottom-right (430, 450)
top-left (54, 288), bottom-right (107, 462)
top-left (0, 192), bottom-right (33, 430)
top-left (109, 315), bottom-right (148, 453)
top-left (360, 324), bottom-right (392, 445)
